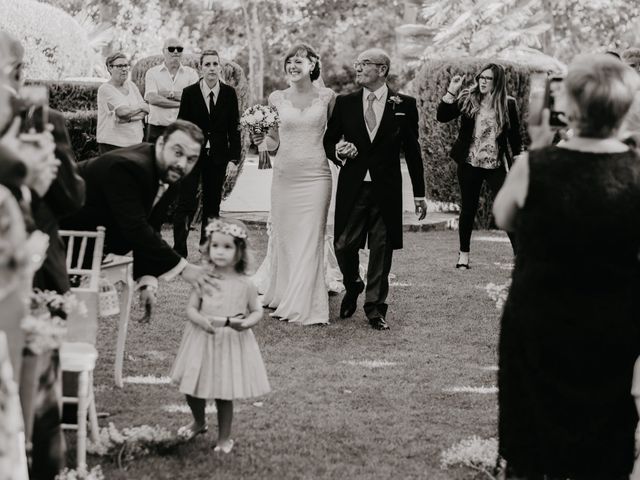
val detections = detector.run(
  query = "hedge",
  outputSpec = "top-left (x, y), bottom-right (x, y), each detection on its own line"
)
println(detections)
top-left (63, 110), bottom-right (98, 161)
top-left (25, 79), bottom-right (101, 112)
top-left (414, 57), bottom-right (547, 228)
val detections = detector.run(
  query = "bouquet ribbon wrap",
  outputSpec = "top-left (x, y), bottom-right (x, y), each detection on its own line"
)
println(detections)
top-left (256, 135), bottom-right (271, 170)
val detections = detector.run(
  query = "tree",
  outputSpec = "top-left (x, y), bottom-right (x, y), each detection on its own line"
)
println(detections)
top-left (0, 0), bottom-right (96, 79)
top-left (419, 0), bottom-right (640, 64)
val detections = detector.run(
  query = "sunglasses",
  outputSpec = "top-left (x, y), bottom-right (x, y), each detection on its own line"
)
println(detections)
top-left (111, 64), bottom-right (130, 69)
top-left (167, 46), bottom-right (184, 53)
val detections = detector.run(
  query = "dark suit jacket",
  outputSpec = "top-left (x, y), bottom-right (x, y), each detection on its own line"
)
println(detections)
top-left (61, 143), bottom-right (182, 280)
top-left (177, 81), bottom-right (241, 165)
top-left (30, 108), bottom-right (86, 293)
top-left (0, 144), bottom-right (27, 198)
top-left (323, 87), bottom-right (426, 249)
top-left (436, 96), bottom-right (522, 167)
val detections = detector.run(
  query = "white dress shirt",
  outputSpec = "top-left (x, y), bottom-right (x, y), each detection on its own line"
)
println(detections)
top-left (145, 63), bottom-right (199, 126)
top-left (200, 79), bottom-right (221, 148)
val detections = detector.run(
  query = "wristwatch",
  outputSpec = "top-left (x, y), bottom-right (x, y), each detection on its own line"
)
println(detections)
top-left (225, 316), bottom-right (230, 327)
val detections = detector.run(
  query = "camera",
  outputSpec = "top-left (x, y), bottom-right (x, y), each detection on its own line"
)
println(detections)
top-left (527, 73), bottom-right (567, 128)
top-left (19, 85), bottom-right (49, 133)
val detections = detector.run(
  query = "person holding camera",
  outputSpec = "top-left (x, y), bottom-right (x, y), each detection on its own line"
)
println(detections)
top-left (1, 31), bottom-right (85, 295)
top-left (437, 63), bottom-right (522, 269)
top-left (493, 54), bottom-right (640, 479)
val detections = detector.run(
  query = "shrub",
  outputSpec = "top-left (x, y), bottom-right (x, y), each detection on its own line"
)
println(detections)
top-left (414, 57), bottom-right (546, 227)
top-left (63, 110), bottom-right (98, 161)
top-left (0, 0), bottom-right (96, 79)
top-left (131, 55), bottom-right (250, 199)
top-left (25, 80), bottom-right (102, 113)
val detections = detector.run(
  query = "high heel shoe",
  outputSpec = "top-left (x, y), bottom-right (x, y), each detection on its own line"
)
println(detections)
top-left (455, 253), bottom-right (470, 269)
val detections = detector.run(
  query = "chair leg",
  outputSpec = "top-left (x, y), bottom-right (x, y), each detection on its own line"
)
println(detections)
top-left (76, 370), bottom-right (89, 470)
top-left (115, 274), bottom-right (134, 388)
top-left (88, 372), bottom-right (100, 443)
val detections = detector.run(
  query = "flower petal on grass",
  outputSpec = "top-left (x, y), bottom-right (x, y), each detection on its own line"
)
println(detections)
top-left (342, 359), bottom-right (399, 368)
top-left (163, 403), bottom-right (218, 414)
top-left (124, 375), bottom-right (172, 385)
top-left (443, 386), bottom-right (498, 394)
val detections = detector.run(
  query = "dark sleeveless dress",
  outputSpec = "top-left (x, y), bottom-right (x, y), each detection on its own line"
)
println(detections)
top-left (498, 146), bottom-right (640, 478)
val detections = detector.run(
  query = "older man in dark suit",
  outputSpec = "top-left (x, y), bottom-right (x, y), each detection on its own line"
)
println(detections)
top-left (323, 48), bottom-right (427, 331)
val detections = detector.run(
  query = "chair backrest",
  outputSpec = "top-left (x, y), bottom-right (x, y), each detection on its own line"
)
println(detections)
top-left (58, 227), bottom-right (106, 345)
top-left (59, 227), bottom-right (106, 292)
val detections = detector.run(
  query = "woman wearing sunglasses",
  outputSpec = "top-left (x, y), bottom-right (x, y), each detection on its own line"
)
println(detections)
top-left (97, 52), bottom-right (149, 154)
top-left (437, 63), bottom-right (522, 269)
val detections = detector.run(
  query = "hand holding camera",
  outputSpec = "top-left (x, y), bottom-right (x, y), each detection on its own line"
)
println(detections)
top-left (20, 130), bottom-right (60, 197)
top-left (447, 74), bottom-right (465, 95)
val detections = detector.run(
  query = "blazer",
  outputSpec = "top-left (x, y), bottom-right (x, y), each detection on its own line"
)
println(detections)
top-left (436, 95), bottom-right (522, 168)
top-left (323, 87), bottom-right (426, 249)
top-left (61, 143), bottom-right (182, 280)
top-left (30, 108), bottom-right (86, 293)
top-left (177, 80), bottom-right (241, 165)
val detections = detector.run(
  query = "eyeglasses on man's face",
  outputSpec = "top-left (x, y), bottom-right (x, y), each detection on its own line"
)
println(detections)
top-left (353, 61), bottom-right (385, 70)
top-left (111, 63), bottom-right (130, 70)
top-left (167, 46), bottom-right (184, 53)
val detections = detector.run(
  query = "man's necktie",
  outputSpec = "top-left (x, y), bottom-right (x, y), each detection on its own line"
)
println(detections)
top-left (365, 92), bottom-right (377, 132)
top-left (209, 91), bottom-right (215, 114)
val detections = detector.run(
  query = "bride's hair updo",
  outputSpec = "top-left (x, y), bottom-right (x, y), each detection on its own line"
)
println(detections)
top-left (283, 43), bottom-right (321, 81)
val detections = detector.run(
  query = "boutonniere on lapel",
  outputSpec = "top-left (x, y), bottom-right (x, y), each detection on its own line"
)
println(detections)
top-left (387, 95), bottom-right (403, 110)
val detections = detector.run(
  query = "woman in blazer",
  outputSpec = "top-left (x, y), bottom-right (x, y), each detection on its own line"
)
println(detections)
top-left (437, 63), bottom-right (522, 268)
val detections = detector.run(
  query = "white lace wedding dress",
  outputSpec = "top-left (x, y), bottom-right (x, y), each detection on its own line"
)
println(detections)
top-left (252, 87), bottom-right (342, 325)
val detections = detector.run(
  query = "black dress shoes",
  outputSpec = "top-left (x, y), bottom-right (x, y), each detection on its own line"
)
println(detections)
top-left (340, 281), bottom-right (365, 318)
top-left (369, 317), bottom-right (389, 331)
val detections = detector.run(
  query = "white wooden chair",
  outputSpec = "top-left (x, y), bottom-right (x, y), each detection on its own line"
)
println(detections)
top-left (58, 227), bottom-right (105, 470)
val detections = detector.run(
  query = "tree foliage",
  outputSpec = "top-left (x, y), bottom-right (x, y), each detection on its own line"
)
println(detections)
top-left (420, 0), bottom-right (640, 63)
top-left (0, 0), bottom-right (96, 79)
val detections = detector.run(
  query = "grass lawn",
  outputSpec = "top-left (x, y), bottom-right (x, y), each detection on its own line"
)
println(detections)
top-left (81, 226), bottom-right (514, 479)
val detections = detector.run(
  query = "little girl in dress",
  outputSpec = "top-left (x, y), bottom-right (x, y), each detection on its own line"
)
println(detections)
top-left (170, 218), bottom-right (270, 453)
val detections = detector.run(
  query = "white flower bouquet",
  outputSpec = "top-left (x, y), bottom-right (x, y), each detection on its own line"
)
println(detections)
top-left (239, 104), bottom-right (280, 169)
top-left (21, 289), bottom-right (87, 354)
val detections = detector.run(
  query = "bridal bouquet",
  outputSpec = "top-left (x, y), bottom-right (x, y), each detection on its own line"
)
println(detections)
top-left (21, 289), bottom-right (87, 354)
top-left (239, 104), bottom-right (279, 169)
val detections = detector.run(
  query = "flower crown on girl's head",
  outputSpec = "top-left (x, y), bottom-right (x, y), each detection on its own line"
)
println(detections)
top-left (205, 219), bottom-right (248, 240)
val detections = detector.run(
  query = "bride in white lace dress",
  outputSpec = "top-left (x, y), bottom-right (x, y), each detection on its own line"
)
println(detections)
top-left (251, 43), bottom-right (341, 325)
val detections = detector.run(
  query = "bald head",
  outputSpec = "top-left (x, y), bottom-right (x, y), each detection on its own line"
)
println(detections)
top-left (359, 48), bottom-right (390, 76)
top-left (354, 48), bottom-right (391, 90)
top-left (163, 37), bottom-right (184, 67)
